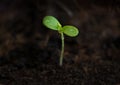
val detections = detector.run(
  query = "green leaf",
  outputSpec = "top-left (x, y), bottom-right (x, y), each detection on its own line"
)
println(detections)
top-left (43, 16), bottom-right (61, 30)
top-left (62, 25), bottom-right (79, 37)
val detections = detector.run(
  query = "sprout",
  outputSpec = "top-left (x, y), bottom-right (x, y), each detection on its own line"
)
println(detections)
top-left (43, 16), bottom-right (79, 66)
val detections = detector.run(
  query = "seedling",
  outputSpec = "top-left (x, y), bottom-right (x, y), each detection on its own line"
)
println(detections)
top-left (43, 16), bottom-right (79, 66)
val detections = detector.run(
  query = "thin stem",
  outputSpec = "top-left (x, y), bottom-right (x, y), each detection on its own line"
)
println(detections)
top-left (60, 32), bottom-right (64, 66)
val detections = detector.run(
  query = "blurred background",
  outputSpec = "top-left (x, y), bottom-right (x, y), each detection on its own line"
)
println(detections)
top-left (0, 0), bottom-right (120, 63)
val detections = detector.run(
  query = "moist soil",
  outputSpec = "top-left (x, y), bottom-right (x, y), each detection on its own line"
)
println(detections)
top-left (0, 0), bottom-right (120, 85)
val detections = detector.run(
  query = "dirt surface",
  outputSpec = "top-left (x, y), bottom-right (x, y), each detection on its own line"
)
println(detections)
top-left (0, 0), bottom-right (120, 85)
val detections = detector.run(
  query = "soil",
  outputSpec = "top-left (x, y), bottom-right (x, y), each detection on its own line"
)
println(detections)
top-left (0, 0), bottom-right (120, 85)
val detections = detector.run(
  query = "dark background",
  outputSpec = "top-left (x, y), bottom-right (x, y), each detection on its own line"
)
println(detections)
top-left (0, 0), bottom-right (120, 85)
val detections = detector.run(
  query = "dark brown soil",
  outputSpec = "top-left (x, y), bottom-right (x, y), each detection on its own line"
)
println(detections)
top-left (0, 0), bottom-right (120, 85)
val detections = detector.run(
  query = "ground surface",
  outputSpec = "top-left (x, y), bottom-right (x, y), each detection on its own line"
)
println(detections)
top-left (0, 0), bottom-right (120, 85)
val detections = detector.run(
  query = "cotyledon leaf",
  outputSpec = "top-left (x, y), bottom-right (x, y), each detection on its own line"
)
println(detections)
top-left (43, 16), bottom-right (62, 30)
top-left (62, 25), bottom-right (79, 37)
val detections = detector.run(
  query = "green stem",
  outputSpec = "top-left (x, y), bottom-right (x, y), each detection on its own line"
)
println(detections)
top-left (60, 33), bottom-right (64, 66)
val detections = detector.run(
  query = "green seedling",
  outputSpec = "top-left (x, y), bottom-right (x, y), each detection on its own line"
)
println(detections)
top-left (43, 16), bottom-right (79, 66)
